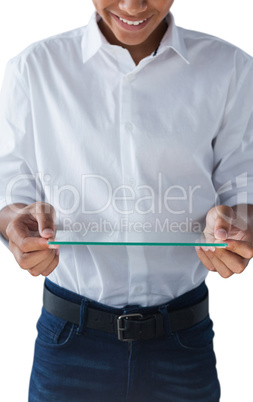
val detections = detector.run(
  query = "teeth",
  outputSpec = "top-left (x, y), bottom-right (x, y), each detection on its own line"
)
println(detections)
top-left (119, 17), bottom-right (147, 26)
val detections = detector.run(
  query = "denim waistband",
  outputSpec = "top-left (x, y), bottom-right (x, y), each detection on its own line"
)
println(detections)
top-left (45, 278), bottom-right (208, 316)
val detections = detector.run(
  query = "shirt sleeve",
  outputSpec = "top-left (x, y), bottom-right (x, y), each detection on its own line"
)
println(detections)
top-left (212, 56), bottom-right (253, 207)
top-left (0, 60), bottom-right (40, 214)
top-left (0, 60), bottom-right (43, 249)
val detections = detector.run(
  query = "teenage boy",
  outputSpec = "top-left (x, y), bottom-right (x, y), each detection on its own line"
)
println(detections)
top-left (0, 1), bottom-right (253, 401)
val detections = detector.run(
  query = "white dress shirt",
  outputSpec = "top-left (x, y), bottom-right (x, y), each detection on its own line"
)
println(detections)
top-left (0, 12), bottom-right (253, 307)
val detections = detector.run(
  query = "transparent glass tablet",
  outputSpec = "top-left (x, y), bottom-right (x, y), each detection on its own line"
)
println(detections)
top-left (47, 230), bottom-right (228, 247)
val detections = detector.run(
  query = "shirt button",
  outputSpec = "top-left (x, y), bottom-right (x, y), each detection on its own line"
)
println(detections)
top-left (126, 74), bottom-right (134, 82)
top-left (134, 286), bottom-right (143, 294)
top-left (125, 122), bottom-right (133, 132)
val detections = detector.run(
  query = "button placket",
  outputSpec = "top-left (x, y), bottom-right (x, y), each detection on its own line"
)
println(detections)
top-left (118, 76), bottom-right (135, 208)
top-left (118, 76), bottom-right (148, 305)
top-left (127, 246), bottom-right (149, 305)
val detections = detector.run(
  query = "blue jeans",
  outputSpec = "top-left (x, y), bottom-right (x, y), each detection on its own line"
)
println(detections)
top-left (29, 279), bottom-right (221, 401)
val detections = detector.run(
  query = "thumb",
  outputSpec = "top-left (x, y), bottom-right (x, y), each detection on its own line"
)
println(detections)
top-left (213, 205), bottom-right (235, 240)
top-left (31, 202), bottom-right (56, 238)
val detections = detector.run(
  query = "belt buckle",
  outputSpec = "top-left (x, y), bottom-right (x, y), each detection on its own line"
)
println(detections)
top-left (117, 313), bottom-right (143, 341)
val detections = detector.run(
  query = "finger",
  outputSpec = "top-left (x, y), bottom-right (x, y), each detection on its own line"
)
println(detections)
top-left (205, 205), bottom-right (235, 240)
top-left (201, 248), bottom-right (234, 278)
top-left (195, 247), bottom-right (217, 271)
top-left (7, 215), bottom-right (57, 252)
top-left (41, 251), bottom-right (60, 277)
top-left (29, 202), bottom-right (56, 239)
top-left (210, 247), bottom-right (249, 274)
top-left (214, 206), bottom-right (235, 240)
top-left (8, 226), bottom-right (50, 253)
top-left (201, 246), bottom-right (216, 252)
top-left (13, 246), bottom-right (55, 270)
top-left (9, 230), bottom-right (49, 252)
top-left (226, 239), bottom-right (253, 259)
top-left (9, 240), bottom-right (56, 270)
top-left (28, 249), bottom-right (59, 277)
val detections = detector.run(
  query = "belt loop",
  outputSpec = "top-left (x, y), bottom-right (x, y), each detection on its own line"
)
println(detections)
top-left (158, 305), bottom-right (172, 337)
top-left (76, 299), bottom-right (89, 336)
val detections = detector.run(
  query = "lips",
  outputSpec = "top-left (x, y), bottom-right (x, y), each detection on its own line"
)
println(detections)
top-left (118, 16), bottom-right (148, 26)
top-left (110, 12), bottom-right (152, 31)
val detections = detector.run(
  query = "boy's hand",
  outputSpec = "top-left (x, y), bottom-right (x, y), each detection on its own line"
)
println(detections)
top-left (196, 205), bottom-right (253, 278)
top-left (6, 202), bottom-right (59, 277)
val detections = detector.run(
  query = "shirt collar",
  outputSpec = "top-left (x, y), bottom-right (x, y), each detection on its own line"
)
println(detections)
top-left (81, 12), bottom-right (107, 64)
top-left (159, 13), bottom-right (189, 64)
top-left (81, 11), bottom-right (189, 65)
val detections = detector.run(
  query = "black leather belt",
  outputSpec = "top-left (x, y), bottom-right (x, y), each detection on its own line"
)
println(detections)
top-left (43, 285), bottom-right (209, 342)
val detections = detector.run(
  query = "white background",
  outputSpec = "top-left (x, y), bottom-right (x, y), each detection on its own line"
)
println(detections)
top-left (0, 1), bottom-right (252, 401)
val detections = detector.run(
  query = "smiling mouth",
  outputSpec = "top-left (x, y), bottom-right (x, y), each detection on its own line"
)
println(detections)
top-left (118, 16), bottom-right (148, 26)
top-left (111, 12), bottom-right (152, 27)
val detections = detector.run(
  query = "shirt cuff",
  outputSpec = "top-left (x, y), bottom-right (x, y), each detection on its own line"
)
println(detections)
top-left (220, 195), bottom-right (253, 208)
top-left (0, 198), bottom-right (30, 212)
